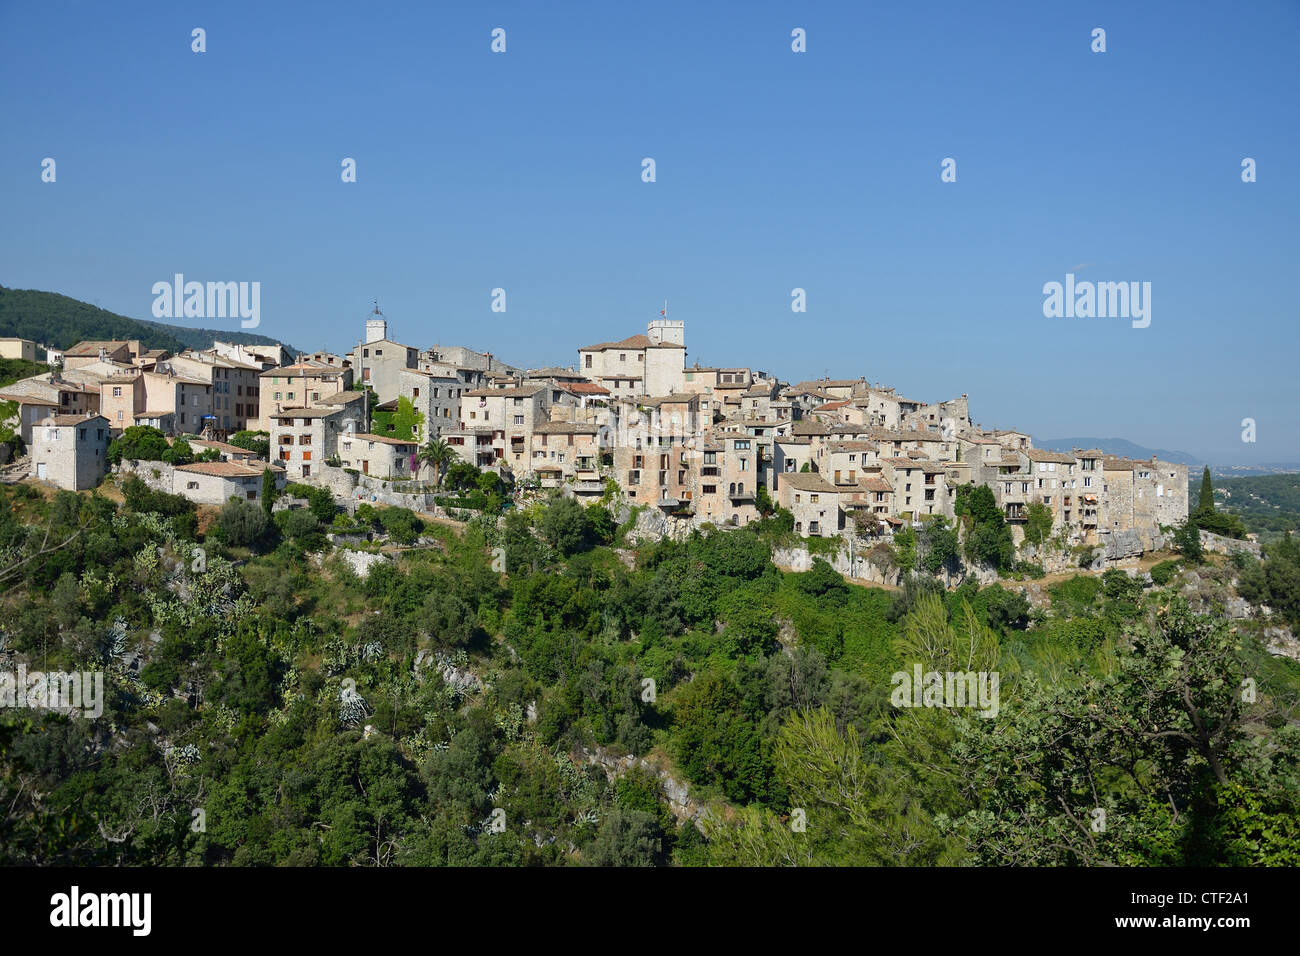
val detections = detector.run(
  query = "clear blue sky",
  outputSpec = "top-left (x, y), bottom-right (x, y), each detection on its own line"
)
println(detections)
top-left (2, 1), bottom-right (1297, 463)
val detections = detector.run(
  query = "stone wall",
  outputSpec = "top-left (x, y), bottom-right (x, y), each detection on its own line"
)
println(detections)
top-left (771, 544), bottom-right (902, 587)
top-left (1200, 529), bottom-right (1261, 557)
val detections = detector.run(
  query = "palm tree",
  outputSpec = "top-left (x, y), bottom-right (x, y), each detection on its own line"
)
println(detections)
top-left (417, 437), bottom-right (456, 488)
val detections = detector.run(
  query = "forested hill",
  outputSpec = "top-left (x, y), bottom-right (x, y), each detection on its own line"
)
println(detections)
top-left (0, 286), bottom-right (297, 357)
top-left (1190, 472), bottom-right (1300, 540)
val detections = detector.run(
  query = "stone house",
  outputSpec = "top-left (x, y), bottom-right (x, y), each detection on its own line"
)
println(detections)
top-left (31, 414), bottom-right (109, 490)
top-left (577, 321), bottom-right (686, 399)
top-left (338, 432), bottom-right (418, 479)
top-left (778, 472), bottom-right (841, 538)
top-left (167, 352), bottom-right (262, 434)
top-left (529, 422), bottom-right (600, 487)
top-left (0, 338), bottom-right (37, 362)
top-left (270, 396), bottom-right (365, 482)
top-left (172, 460), bottom-right (284, 504)
top-left (348, 316), bottom-right (419, 403)
top-left (257, 363), bottom-right (353, 430)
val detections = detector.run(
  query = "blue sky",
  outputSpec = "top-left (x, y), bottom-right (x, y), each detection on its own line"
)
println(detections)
top-left (2, 0), bottom-right (1297, 463)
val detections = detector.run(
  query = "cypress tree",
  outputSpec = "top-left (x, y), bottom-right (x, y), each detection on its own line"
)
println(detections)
top-left (261, 467), bottom-right (277, 516)
top-left (1197, 465), bottom-right (1214, 514)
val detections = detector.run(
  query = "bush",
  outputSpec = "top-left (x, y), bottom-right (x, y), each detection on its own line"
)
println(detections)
top-left (1173, 519), bottom-right (1204, 563)
top-left (1149, 559), bottom-right (1181, 586)
top-left (796, 559), bottom-right (850, 604)
top-left (284, 482), bottom-right (335, 523)
top-left (228, 430), bottom-right (271, 458)
top-left (276, 507), bottom-right (322, 542)
top-left (1009, 561), bottom-right (1046, 580)
top-left (107, 425), bottom-right (169, 464)
top-left (377, 506), bottom-right (425, 545)
top-left (215, 496), bottom-right (269, 547)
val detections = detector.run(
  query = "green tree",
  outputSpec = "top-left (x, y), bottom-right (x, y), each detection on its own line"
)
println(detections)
top-left (944, 600), bottom-right (1298, 865)
top-left (260, 467), bottom-right (277, 516)
top-left (215, 496), bottom-right (268, 546)
top-left (160, 438), bottom-right (194, 466)
top-left (416, 437), bottom-right (457, 487)
top-left (106, 425), bottom-right (169, 464)
top-left (540, 497), bottom-right (592, 557)
top-left (1173, 518), bottom-right (1204, 563)
top-left (1023, 501), bottom-right (1053, 550)
top-left (228, 430), bottom-right (270, 458)
top-left (1197, 465), bottom-right (1215, 514)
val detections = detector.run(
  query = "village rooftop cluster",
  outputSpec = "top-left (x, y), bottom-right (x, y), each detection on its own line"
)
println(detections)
top-left (0, 312), bottom-right (1187, 547)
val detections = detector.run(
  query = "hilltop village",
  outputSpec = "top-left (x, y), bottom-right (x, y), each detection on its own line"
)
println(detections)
top-left (0, 313), bottom-right (1187, 566)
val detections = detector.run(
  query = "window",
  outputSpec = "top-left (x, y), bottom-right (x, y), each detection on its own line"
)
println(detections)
top-left (112, 386), bottom-right (122, 397)
top-left (619, 353), bottom-right (626, 362)
top-left (585, 354), bottom-right (592, 368)
top-left (187, 481), bottom-right (199, 490)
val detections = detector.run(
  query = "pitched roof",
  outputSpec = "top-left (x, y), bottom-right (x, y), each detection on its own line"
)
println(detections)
top-left (1026, 449), bottom-right (1077, 463)
top-left (464, 386), bottom-right (544, 398)
top-left (191, 438), bottom-right (260, 456)
top-left (175, 461), bottom-right (270, 478)
top-left (259, 363), bottom-right (348, 377)
top-left (782, 473), bottom-right (839, 493)
top-left (579, 333), bottom-right (652, 351)
top-left (558, 381), bottom-right (611, 396)
top-left (41, 414), bottom-right (108, 427)
top-left (350, 432), bottom-right (418, 446)
top-left (534, 421), bottom-right (599, 435)
top-left (64, 340), bottom-right (131, 356)
top-left (316, 391), bottom-right (365, 406)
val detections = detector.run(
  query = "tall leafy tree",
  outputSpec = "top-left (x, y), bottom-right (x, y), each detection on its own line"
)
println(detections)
top-left (1198, 465), bottom-right (1215, 514)
top-left (417, 437), bottom-right (456, 487)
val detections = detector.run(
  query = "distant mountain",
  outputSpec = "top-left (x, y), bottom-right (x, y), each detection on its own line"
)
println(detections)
top-left (0, 286), bottom-right (298, 358)
top-left (1034, 437), bottom-right (1202, 465)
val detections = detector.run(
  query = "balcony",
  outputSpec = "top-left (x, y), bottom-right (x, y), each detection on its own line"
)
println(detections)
top-left (574, 479), bottom-right (606, 495)
top-left (728, 488), bottom-right (755, 503)
top-left (1005, 504), bottom-right (1027, 522)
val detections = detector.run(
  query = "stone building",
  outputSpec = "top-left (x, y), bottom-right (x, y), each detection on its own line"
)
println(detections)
top-left (778, 472), bottom-right (842, 537)
top-left (31, 414), bottom-right (110, 490)
top-left (338, 432), bottom-right (418, 479)
top-left (172, 460), bottom-right (283, 505)
top-left (269, 394), bottom-right (365, 482)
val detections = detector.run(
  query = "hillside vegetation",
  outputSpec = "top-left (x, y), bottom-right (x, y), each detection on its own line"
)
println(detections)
top-left (0, 286), bottom-right (295, 357)
top-left (1190, 472), bottom-right (1300, 540)
top-left (1, 478), bottom-right (1297, 867)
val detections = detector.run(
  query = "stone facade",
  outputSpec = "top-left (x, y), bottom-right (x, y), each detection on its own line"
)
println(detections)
top-left (31, 415), bottom-right (109, 490)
